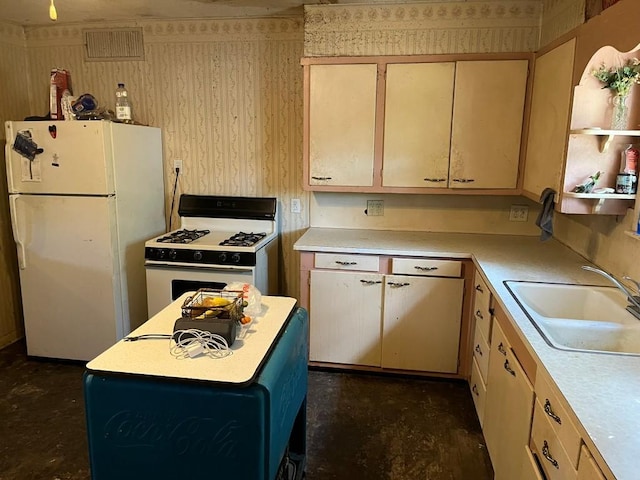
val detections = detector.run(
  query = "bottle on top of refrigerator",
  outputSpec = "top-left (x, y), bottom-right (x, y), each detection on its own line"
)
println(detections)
top-left (115, 83), bottom-right (132, 122)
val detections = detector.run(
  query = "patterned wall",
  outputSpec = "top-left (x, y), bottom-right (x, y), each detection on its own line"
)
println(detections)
top-left (304, 1), bottom-right (542, 56)
top-left (22, 18), bottom-right (307, 298)
top-left (540, 0), bottom-right (585, 48)
top-left (0, 22), bottom-right (29, 347)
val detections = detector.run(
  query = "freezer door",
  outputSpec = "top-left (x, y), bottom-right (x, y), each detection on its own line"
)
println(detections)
top-left (5, 121), bottom-right (114, 195)
top-left (11, 194), bottom-right (124, 361)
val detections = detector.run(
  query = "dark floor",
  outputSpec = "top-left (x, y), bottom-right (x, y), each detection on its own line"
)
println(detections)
top-left (0, 340), bottom-right (492, 480)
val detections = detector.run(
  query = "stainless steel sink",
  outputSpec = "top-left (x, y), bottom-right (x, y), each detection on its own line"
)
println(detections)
top-left (504, 281), bottom-right (640, 356)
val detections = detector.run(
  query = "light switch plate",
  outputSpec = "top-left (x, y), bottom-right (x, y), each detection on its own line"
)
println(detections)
top-left (291, 198), bottom-right (302, 214)
top-left (367, 200), bottom-right (384, 216)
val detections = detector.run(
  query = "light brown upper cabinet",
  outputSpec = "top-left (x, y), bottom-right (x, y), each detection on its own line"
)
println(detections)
top-left (308, 64), bottom-right (378, 187)
top-left (382, 62), bottom-right (455, 188)
top-left (450, 60), bottom-right (528, 189)
top-left (522, 37), bottom-right (640, 215)
top-left (302, 55), bottom-right (531, 194)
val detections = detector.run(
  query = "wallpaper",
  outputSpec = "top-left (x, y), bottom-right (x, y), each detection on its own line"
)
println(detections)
top-left (0, 21), bottom-right (28, 347)
top-left (304, 1), bottom-right (542, 56)
top-left (540, 0), bottom-right (585, 48)
top-left (22, 18), bottom-right (307, 300)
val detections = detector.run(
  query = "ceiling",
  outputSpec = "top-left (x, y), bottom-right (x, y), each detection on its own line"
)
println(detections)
top-left (0, 0), bottom-right (437, 27)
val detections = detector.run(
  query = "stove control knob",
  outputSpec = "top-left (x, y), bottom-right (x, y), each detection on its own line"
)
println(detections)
top-left (218, 252), bottom-right (228, 263)
top-left (158, 249), bottom-right (166, 259)
top-left (169, 249), bottom-right (177, 260)
top-left (231, 253), bottom-right (241, 263)
top-left (193, 251), bottom-right (203, 261)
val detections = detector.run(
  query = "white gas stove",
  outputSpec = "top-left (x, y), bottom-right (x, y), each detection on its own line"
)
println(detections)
top-left (144, 195), bottom-right (278, 317)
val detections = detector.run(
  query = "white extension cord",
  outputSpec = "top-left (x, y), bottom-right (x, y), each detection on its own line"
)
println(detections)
top-left (170, 329), bottom-right (232, 359)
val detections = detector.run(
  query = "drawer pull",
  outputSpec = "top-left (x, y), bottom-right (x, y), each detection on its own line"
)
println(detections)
top-left (544, 399), bottom-right (562, 425)
top-left (360, 279), bottom-right (382, 285)
top-left (311, 176), bottom-right (332, 181)
top-left (452, 178), bottom-right (476, 183)
top-left (335, 261), bottom-right (357, 266)
top-left (475, 284), bottom-right (484, 293)
top-left (387, 281), bottom-right (410, 288)
top-left (474, 344), bottom-right (483, 356)
top-left (415, 266), bottom-right (438, 271)
top-left (423, 177), bottom-right (447, 182)
top-left (497, 342), bottom-right (507, 356)
top-left (542, 440), bottom-right (559, 469)
top-left (471, 384), bottom-right (479, 396)
top-left (503, 359), bottom-right (516, 377)
top-left (475, 309), bottom-right (484, 319)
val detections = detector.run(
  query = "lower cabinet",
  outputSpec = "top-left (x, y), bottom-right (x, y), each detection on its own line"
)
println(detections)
top-left (381, 274), bottom-right (463, 373)
top-left (483, 315), bottom-right (535, 480)
top-left (307, 254), bottom-right (465, 374)
top-left (309, 269), bottom-right (383, 366)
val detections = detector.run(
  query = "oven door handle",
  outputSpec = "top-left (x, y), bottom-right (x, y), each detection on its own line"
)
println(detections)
top-left (144, 261), bottom-right (254, 273)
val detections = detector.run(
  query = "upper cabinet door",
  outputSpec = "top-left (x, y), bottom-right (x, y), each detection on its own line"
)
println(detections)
top-left (382, 62), bottom-right (455, 188)
top-left (523, 39), bottom-right (576, 199)
top-left (308, 64), bottom-right (378, 187)
top-left (450, 60), bottom-right (529, 189)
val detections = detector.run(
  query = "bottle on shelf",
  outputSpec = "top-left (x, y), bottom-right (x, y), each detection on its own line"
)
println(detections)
top-left (616, 144), bottom-right (638, 194)
top-left (115, 83), bottom-right (132, 123)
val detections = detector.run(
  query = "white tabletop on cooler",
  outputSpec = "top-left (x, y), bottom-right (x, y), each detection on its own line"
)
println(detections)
top-left (86, 294), bottom-right (297, 385)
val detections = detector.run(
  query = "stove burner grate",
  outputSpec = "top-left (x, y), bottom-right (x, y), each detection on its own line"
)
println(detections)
top-left (157, 229), bottom-right (210, 244)
top-left (219, 231), bottom-right (267, 247)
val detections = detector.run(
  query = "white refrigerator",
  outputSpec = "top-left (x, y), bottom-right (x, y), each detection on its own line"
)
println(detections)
top-left (5, 120), bottom-right (166, 361)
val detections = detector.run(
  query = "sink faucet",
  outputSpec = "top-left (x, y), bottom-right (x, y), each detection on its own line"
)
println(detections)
top-left (582, 265), bottom-right (640, 320)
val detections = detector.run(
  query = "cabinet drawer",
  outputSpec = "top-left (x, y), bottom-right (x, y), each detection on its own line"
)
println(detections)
top-left (315, 253), bottom-right (379, 271)
top-left (522, 445), bottom-right (546, 480)
top-left (391, 258), bottom-right (461, 277)
top-left (469, 357), bottom-right (487, 427)
top-left (473, 271), bottom-right (492, 344)
top-left (472, 323), bottom-right (490, 383)
top-left (473, 270), bottom-right (491, 311)
top-left (534, 373), bottom-right (581, 469)
top-left (577, 445), bottom-right (606, 480)
top-left (531, 400), bottom-right (578, 480)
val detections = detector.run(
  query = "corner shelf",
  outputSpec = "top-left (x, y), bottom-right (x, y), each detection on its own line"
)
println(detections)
top-left (570, 128), bottom-right (640, 152)
top-left (562, 191), bottom-right (636, 213)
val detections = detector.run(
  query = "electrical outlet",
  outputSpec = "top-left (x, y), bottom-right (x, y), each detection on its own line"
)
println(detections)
top-left (291, 198), bottom-right (302, 214)
top-left (173, 159), bottom-right (183, 173)
top-left (366, 200), bottom-right (384, 216)
top-left (509, 205), bottom-right (529, 222)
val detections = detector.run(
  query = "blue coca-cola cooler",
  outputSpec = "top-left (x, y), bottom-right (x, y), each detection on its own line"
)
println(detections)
top-left (84, 304), bottom-right (308, 480)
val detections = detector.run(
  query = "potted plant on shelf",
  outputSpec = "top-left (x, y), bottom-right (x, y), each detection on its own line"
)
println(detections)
top-left (592, 58), bottom-right (640, 130)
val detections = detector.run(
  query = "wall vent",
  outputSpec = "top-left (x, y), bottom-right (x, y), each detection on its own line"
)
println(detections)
top-left (83, 28), bottom-right (144, 62)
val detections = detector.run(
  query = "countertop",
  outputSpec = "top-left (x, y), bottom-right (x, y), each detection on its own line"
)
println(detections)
top-left (294, 227), bottom-right (640, 480)
top-left (87, 294), bottom-right (297, 385)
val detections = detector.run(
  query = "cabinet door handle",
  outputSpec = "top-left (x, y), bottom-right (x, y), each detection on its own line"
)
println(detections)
top-left (503, 359), bottom-right (516, 377)
top-left (475, 284), bottom-right (484, 293)
top-left (497, 342), bottom-right (507, 356)
top-left (452, 178), bottom-right (476, 183)
top-left (471, 384), bottom-right (479, 396)
top-left (335, 261), bottom-right (357, 266)
top-left (387, 282), bottom-right (410, 288)
top-left (542, 440), bottom-right (559, 469)
top-left (423, 177), bottom-right (447, 182)
top-left (360, 279), bottom-right (382, 285)
top-left (415, 266), bottom-right (438, 271)
top-left (475, 309), bottom-right (483, 319)
top-left (544, 399), bottom-right (562, 425)
top-left (311, 176), bottom-right (332, 181)
top-left (474, 344), bottom-right (483, 356)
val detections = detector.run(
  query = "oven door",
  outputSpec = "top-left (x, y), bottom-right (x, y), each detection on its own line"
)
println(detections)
top-left (145, 262), bottom-right (256, 318)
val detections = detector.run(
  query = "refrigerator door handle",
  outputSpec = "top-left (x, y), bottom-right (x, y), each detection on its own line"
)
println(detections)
top-left (9, 195), bottom-right (26, 269)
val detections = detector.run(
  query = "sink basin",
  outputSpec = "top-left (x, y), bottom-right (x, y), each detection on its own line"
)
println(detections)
top-left (504, 281), bottom-right (640, 356)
